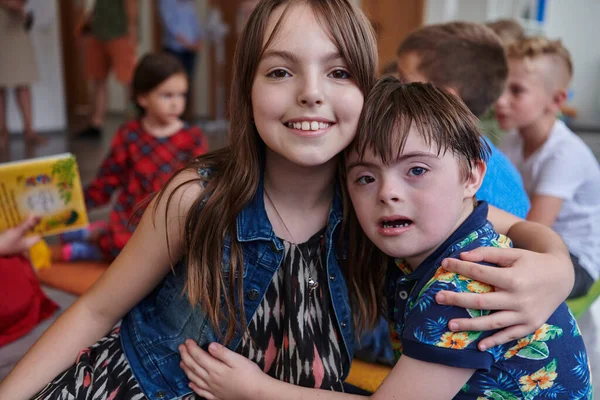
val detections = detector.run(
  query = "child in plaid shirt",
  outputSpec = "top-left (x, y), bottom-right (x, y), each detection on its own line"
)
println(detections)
top-left (54, 53), bottom-right (207, 261)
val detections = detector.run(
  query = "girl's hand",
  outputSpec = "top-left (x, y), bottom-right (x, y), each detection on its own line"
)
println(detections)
top-left (0, 215), bottom-right (41, 256)
top-left (435, 247), bottom-right (571, 351)
top-left (179, 340), bottom-right (265, 400)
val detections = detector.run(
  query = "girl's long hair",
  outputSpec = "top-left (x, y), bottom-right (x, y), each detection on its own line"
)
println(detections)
top-left (155, 0), bottom-right (378, 344)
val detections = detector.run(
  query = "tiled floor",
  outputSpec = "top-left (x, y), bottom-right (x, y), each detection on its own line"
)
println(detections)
top-left (2, 116), bottom-right (600, 395)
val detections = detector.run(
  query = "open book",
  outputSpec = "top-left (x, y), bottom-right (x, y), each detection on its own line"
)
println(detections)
top-left (0, 153), bottom-right (88, 236)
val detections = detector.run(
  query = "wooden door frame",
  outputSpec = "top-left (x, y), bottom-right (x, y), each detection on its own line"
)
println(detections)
top-left (361, 0), bottom-right (425, 74)
top-left (58, 0), bottom-right (90, 125)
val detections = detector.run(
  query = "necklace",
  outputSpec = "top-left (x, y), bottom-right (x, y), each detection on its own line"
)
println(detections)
top-left (264, 189), bottom-right (320, 296)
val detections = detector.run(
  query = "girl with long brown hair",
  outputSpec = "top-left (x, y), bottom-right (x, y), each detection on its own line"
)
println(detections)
top-left (0, 1), bottom-right (576, 399)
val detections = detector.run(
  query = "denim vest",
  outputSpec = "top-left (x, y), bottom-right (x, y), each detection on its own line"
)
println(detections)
top-left (119, 176), bottom-right (353, 400)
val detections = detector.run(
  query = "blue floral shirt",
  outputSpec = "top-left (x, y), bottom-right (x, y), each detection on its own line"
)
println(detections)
top-left (387, 202), bottom-right (592, 399)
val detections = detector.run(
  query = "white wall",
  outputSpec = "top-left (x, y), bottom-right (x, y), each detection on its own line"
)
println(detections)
top-left (544, 1), bottom-right (600, 121)
top-left (424, 0), bottom-right (600, 121)
top-left (6, 0), bottom-right (66, 133)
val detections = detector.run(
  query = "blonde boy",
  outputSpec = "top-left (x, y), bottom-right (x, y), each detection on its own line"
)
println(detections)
top-left (496, 37), bottom-right (600, 298)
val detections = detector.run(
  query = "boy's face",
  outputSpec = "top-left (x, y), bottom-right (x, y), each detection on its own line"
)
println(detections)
top-left (397, 52), bottom-right (429, 83)
top-left (346, 127), bottom-right (483, 267)
top-left (495, 58), bottom-right (556, 130)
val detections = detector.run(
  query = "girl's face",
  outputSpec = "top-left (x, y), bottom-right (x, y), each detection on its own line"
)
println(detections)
top-left (138, 73), bottom-right (188, 124)
top-left (251, 4), bottom-right (364, 167)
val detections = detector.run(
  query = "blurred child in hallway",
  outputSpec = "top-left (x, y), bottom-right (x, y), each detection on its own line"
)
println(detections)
top-left (497, 37), bottom-right (600, 299)
top-left (53, 53), bottom-right (207, 262)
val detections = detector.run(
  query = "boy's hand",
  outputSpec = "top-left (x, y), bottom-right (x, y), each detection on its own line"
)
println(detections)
top-left (0, 215), bottom-right (42, 257)
top-left (435, 247), bottom-right (569, 351)
top-left (179, 340), bottom-right (264, 400)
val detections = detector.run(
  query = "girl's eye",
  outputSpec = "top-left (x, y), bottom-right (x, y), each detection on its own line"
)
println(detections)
top-left (267, 69), bottom-right (291, 79)
top-left (329, 69), bottom-right (351, 79)
top-left (408, 167), bottom-right (427, 177)
top-left (510, 86), bottom-right (524, 95)
top-left (356, 175), bottom-right (375, 185)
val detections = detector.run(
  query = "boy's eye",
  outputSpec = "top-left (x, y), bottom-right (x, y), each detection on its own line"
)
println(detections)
top-left (408, 167), bottom-right (426, 177)
top-left (356, 175), bottom-right (375, 185)
top-left (267, 69), bottom-right (291, 79)
top-left (329, 69), bottom-right (351, 79)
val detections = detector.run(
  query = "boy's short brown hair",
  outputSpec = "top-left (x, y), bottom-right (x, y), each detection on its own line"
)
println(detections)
top-left (486, 19), bottom-right (526, 46)
top-left (507, 36), bottom-right (573, 88)
top-left (347, 77), bottom-right (490, 180)
top-left (397, 22), bottom-right (507, 117)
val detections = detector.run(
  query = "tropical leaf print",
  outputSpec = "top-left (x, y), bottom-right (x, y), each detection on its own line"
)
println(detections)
top-left (449, 231), bottom-right (480, 253)
top-left (569, 314), bottom-right (582, 337)
top-left (477, 372), bottom-right (521, 395)
top-left (491, 234), bottom-right (512, 248)
top-left (504, 324), bottom-right (563, 360)
top-left (478, 389), bottom-right (521, 400)
top-left (415, 283), bottom-right (448, 313)
top-left (572, 351), bottom-right (591, 386)
top-left (569, 386), bottom-right (594, 400)
top-left (414, 327), bottom-right (433, 345)
top-left (414, 317), bottom-right (448, 345)
top-left (537, 382), bottom-right (566, 398)
top-left (486, 345), bottom-right (506, 362)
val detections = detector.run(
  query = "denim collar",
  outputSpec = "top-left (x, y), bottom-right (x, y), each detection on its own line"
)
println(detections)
top-left (236, 170), bottom-right (344, 245)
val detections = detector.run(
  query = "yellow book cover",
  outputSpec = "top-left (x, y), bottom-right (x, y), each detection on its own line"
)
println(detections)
top-left (0, 153), bottom-right (88, 236)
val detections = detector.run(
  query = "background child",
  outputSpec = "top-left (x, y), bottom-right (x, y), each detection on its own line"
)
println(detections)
top-left (486, 18), bottom-right (526, 46)
top-left (481, 18), bottom-right (526, 145)
top-left (52, 52), bottom-right (208, 262)
top-left (497, 37), bottom-right (600, 299)
top-left (396, 21), bottom-right (530, 220)
top-left (177, 79), bottom-right (592, 400)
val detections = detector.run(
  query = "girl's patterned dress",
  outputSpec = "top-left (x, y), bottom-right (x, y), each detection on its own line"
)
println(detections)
top-left (237, 228), bottom-right (348, 390)
top-left (33, 229), bottom-right (347, 399)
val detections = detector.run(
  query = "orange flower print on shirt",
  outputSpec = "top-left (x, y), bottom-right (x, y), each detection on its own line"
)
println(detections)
top-left (532, 324), bottom-right (550, 341)
top-left (519, 367), bottom-right (558, 392)
top-left (432, 267), bottom-right (456, 282)
top-left (504, 337), bottom-right (530, 359)
top-left (437, 332), bottom-right (471, 349)
top-left (467, 281), bottom-right (493, 294)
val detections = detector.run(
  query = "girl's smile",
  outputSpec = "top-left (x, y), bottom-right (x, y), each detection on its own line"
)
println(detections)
top-left (283, 117), bottom-right (335, 137)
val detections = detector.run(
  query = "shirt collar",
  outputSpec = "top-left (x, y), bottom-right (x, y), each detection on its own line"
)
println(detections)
top-left (394, 201), bottom-right (489, 280)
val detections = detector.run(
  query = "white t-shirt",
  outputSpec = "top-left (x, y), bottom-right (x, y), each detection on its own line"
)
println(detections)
top-left (501, 120), bottom-right (600, 280)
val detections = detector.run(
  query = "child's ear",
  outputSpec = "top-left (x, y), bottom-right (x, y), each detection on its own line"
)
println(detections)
top-left (550, 88), bottom-right (568, 114)
top-left (137, 94), bottom-right (148, 109)
top-left (464, 160), bottom-right (486, 199)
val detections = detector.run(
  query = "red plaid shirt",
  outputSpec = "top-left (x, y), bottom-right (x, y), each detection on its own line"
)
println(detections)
top-left (85, 120), bottom-right (208, 258)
